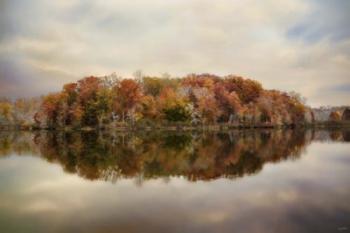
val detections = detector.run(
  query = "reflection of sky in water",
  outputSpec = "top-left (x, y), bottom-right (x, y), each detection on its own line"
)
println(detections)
top-left (0, 142), bottom-right (350, 233)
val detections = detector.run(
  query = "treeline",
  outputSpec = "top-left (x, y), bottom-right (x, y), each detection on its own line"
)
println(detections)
top-left (31, 73), bottom-right (311, 129)
top-left (313, 106), bottom-right (350, 122)
top-left (0, 98), bottom-right (41, 129)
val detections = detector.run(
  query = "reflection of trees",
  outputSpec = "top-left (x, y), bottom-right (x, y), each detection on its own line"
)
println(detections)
top-left (0, 129), bottom-right (349, 183)
top-left (312, 129), bottom-right (350, 142)
top-left (0, 131), bottom-right (38, 157)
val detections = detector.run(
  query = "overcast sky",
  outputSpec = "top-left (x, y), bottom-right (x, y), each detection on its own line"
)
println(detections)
top-left (0, 0), bottom-right (349, 106)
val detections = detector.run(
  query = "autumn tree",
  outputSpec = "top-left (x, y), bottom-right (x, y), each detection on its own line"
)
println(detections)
top-left (40, 93), bottom-right (62, 127)
top-left (287, 92), bottom-right (306, 124)
top-left (159, 87), bottom-right (191, 122)
top-left (76, 76), bottom-right (105, 126)
top-left (197, 91), bottom-right (220, 123)
top-left (113, 79), bottom-right (142, 123)
top-left (214, 83), bottom-right (242, 122)
top-left (329, 111), bottom-right (341, 121)
top-left (0, 100), bottom-right (13, 124)
top-left (63, 83), bottom-right (78, 106)
top-left (182, 74), bottom-right (218, 89)
top-left (224, 75), bottom-right (263, 104)
top-left (142, 76), bottom-right (180, 97)
top-left (142, 77), bottom-right (164, 97)
top-left (137, 95), bottom-right (158, 121)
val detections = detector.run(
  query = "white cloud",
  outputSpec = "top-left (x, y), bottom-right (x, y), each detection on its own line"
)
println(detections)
top-left (0, 0), bottom-right (349, 106)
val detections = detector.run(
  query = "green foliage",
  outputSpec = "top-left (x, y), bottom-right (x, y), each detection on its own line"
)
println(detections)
top-left (82, 99), bottom-right (99, 126)
top-left (142, 76), bottom-right (180, 97)
top-left (163, 105), bottom-right (191, 122)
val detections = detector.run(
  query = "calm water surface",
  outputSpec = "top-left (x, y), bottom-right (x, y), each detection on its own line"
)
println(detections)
top-left (0, 129), bottom-right (349, 233)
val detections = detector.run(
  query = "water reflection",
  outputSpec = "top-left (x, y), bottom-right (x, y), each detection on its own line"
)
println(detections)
top-left (1, 129), bottom-right (350, 233)
top-left (0, 129), bottom-right (349, 183)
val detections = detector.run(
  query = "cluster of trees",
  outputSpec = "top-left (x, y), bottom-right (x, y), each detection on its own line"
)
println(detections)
top-left (0, 130), bottom-right (312, 182)
top-left (329, 109), bottom-right (350, 122)
top-left (33, 73), bottom-right (309, 128)
top-left (0, 98), bottom-right (41, 128)
top-left (312, 106), bottom-right (350, 122)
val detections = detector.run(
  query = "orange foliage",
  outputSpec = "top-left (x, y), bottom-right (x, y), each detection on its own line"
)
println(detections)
top-left (329, 111), bottom-right (341, 121)
top-left (113, 79), bottom-right (142, 121)
top-left (33, 73), bottom-right (308, 128)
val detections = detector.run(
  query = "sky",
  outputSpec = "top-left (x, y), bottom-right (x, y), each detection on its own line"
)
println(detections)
top-left (0, 0), bottom-right (349, 107)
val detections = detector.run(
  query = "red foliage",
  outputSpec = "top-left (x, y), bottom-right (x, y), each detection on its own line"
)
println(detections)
top-left (77, 76), bottom-right (102, 103)
top-left (113, 79), bottom-right (142, 121)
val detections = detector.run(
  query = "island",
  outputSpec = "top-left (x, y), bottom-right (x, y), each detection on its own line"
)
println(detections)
top-left (0, 73), bottom-right (349, 131)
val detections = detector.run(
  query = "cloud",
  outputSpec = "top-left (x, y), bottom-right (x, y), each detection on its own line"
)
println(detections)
top-left (288, 0), bottom-right (350, 42)
top-left (0, 0), bottom-right (349, 106)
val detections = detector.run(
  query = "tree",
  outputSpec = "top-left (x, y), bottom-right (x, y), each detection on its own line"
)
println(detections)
top-left (0, 101), bottom-right (13, 124)
top-left (77, 77), bottom-right (103, 126)
top-left (138, 95), bottom-right (158, 121)
top-left (224, 76), bottom-right (263, 104)
top-left (113, 79), bottom-right (142, 123)
top-left (256, 94), bottom-right (273, 123)
top-left (197, 92), bottom-right (220, 123)
top-left (214, 83), bottom-right (242, 122)
top-left (95, 88), bottom-right (112, 126)
top-left (163, 105), bottom-right (191, 122)
top-left (159, 87), bottom-right (191, 122)
top-left (142, 76), bottom-right (180, 97)
top-left (40, 93), bottom-right (62, 127)
top-left (288, 91), bottom-right (307, 105)
top-left (329, 111), bottom-right (341, 121)
top-left (142, 77), bottom-right (164, 97)
top-left (78, 76), bottom-right (102, 104)
top-left (182, 73), bottom-right (217, 89)
top-left (63, 83), bottom-right (78, 106)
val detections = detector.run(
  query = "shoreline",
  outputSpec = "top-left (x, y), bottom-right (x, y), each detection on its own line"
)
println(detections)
top-left (1, 121), bottom-right (350, 132)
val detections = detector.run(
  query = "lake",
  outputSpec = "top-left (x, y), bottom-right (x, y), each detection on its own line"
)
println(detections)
top-left (0, 129), bottom-right (350, 233)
